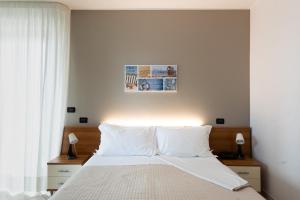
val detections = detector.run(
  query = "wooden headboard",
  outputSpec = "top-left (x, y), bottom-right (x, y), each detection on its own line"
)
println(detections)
top-left (61, 126), bottom-right (252, 157)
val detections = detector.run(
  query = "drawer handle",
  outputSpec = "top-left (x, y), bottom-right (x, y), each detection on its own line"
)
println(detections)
top-left (58, 170), bottom-right (70, 173)
top-left (237, 171), bottom-right (250, 175)
top-left (58, 182), bottom-right (64, 185)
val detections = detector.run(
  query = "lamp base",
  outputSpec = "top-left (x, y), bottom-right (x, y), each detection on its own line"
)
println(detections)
top-left (236, 144), bottom-right (244, 160)
top-left (67, 154), bottom-right (77, 160)
top-left (67, 144), bottom-right (77, 160)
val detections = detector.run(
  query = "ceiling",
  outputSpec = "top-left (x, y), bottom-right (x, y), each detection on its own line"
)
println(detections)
top-left (12, 0), bottom-right (257, 10)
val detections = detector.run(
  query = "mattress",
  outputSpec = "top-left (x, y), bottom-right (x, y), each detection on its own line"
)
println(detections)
top-left (50, 155), bottom-right (265, 200)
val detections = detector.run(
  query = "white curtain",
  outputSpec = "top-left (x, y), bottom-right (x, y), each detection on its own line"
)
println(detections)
top-left (0, 2), bottom-right (70, 195)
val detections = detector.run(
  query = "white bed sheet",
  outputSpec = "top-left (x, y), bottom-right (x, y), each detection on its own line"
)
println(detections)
top-left (84, 154), bottom-right (248, 191)
top-left (158, 156), bottom-right (248, 191)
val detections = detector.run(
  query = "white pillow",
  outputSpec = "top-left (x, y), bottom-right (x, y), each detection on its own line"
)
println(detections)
top-left (97, 123), bottom-right (156, 156)
top-left (156, 126), bottom-right (213, 157)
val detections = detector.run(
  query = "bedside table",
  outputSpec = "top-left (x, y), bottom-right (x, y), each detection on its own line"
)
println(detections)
top-left (47, 155), bottom-right (90, 194)
top-left (220, 158), bottom-right (261, 192)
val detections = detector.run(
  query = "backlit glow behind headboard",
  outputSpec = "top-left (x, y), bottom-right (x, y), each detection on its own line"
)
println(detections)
top-left (103, 116), bottom-right (204, 127)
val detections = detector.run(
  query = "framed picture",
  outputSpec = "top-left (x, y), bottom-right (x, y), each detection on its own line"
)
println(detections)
top-left (124, 65), bottom-right (177, 92)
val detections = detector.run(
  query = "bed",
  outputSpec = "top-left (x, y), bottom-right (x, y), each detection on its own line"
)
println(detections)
top-left (50, 125), bottom-right (264, 200)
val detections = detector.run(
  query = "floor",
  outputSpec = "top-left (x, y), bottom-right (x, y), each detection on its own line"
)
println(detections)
top-left (0, 191), bottom-right (50, 200)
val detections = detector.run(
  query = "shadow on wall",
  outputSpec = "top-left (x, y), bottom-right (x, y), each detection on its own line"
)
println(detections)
top-left (259, 161), bottom-right (300, 200)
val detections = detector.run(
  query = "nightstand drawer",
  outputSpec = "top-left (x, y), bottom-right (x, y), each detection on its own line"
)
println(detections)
top-left (247, 178), bottom-right (261, 192)
top-left (48, 177), bottom-right (69, 190)
top-left (229, 166), bottom-right (260, 179)
top-left (48, 165), bottom-right (81, 177)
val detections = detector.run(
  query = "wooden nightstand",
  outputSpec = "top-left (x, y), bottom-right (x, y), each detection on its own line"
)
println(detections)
top-left (47, 155), bottom-right (90, 194)
top-left (220, 158), bottom-right (261, 192)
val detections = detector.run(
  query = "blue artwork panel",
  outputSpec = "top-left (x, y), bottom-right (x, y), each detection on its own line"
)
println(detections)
top-left (138, 79), bottom-right (163, 91)
top-left (125, 65), bottom-right (137, 75)
top-left (152, 65), bottom-right (177, 77)
top-left (164, 78), bottom-right (177, 91)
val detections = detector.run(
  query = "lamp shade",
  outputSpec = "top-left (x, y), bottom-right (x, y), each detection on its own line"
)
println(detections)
top-left (68, 133), bottom-right (79, 144)
top-left (235, 133), bottom-right (245, 145)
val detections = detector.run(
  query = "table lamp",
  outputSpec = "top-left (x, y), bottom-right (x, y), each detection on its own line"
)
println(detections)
top-left (68, 133), bottom-right (78, 160)
top-left (235, 133), bottom-right (245, 159)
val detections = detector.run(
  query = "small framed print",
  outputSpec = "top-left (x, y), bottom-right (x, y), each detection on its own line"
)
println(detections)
top-left (124, 65), bottom-right (177, 93)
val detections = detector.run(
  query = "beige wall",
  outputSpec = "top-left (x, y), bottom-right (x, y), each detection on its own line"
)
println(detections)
top-left (251, 1), bottom-right (300, 199)
top-left (66, 10), bottom-right (250, 126)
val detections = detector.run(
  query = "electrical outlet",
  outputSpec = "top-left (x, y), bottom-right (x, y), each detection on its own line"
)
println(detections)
top-left (79, 117), bottom-right (88, 123)
top-left (216, 118), bottom-right (225, 124)
top-left (67, 107), bottom-right (76, 113)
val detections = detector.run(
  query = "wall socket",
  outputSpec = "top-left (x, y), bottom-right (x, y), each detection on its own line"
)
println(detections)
top-left (79, 117), bottom-right (88, 123)
top-left (67, 107), bottom-right (76, 113)
top-left (216, 118), bottom-right (225, 124)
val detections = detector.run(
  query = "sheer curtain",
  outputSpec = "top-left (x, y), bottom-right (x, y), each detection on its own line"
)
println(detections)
top-left (0, 2), bottom-right (70, 195)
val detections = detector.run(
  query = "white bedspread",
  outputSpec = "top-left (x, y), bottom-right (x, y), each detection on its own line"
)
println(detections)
top-left (85, 155), bottom-right (164, 166)
top-left (84, 154), bottom-right (248, 191)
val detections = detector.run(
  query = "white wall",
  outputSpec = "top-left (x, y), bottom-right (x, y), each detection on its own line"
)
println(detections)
top-left (250, 0), bottom-right (300, 199)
